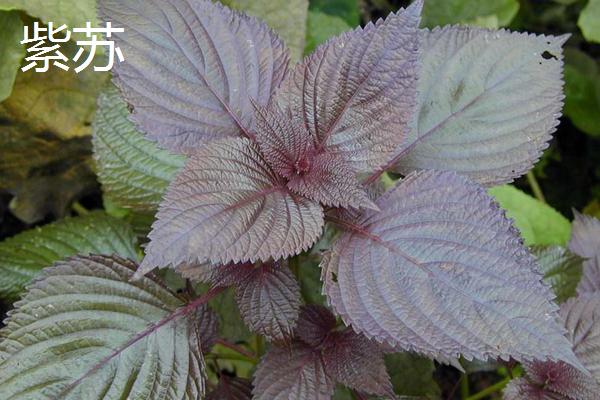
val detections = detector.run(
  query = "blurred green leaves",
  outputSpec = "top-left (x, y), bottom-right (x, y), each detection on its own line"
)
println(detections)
top-left (386, 353), bottom-right (440, 398)
top-left (490, 185), bottom-right (572, 246)
top-left (0, 11), bottom-right (23, 101)
top-left (305, 11), bottom-right (352, 54)
top-left (310, 0), bottom-right (359, 26)
top-left (420, 0), bottom-right (519, 28)
top-left (564, 48), bottom-right (600, 137)
top-left (0, 0), bottom-right (98, 43)
top-left (304, 0), bottom-right (358, 54)
top-left (579, 0), bottom-right (600, 43)
top-left (221, 0), bottom-right (309, 61)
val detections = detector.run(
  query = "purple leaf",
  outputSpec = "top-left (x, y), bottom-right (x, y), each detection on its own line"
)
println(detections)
top-left (569, 211), bottom-right (600, 258)
top-left (295, 305), bottom-right (337, 348)
top-left (577, 255), bottom-right (600, 295)
top-left (560, 294), bottom-right (600, 381)
top-left (253, 102), bottom-right (314, 180)
top-left (137, 138), bottom-right (324, 276)
top-left (98, 0), bottom-right (289, 153)
top-left (504, 361), bottom-right (599, 400)
top-left (234, 261), bottom-right (301, 342)
top-left (504, 293), bottom-right (600, 399)
top-left (182, 261), bottom-right (301, 342)
top-left (0, 255), bottom-right (208, 399)
top-left (206, 376), bottom-right (253, 400)
top-left (255, 305), bottom-right (395, 398)
top-left (569, 212), bottom-right (600, 294)
top-left (253, 342), bottom-right (335, 400)
top-left (392, 27), bottom-right (568, 187)
top-left (195, 304), bottom-right (219, 353)
top-left (253, 103), bottom-right (376, 209)
top-left (322, 329), bottom-right (395, 398)
top-left (274, 1), bottom-right (421, 173)
top-left (321, 169), bottom-right (582, 369)
top-left (178, 262), bottom-right (255, 287)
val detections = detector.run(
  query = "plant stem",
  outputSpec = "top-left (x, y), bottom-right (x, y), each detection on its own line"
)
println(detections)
top-left (215, 338), bottom-right (258, 362)
top-left (527, 171), bottom-right (546, 203)
top-left (72, 201), bottom-right (90, 216)
top-left (465, 376), bottom-right (511, 400)
top-left (460, 374), bottom-right (470, 399)
top-left (253, 335), bottom-right (265, 357)
top-left (205, 353), bottom-right (255, 363)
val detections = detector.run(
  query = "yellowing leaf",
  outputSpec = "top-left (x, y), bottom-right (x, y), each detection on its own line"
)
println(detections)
top-left (0, 10), bottom-right (24, 101)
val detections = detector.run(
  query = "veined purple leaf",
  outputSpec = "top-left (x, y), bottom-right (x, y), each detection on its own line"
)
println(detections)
top-left (255, 305), bottom-right (395, 398)
top-left (253, 102), bottom-right (314, 180)
top-left (98, 0), bottom-right (289, 153)
top-left (274, 1), bottom-right (421, 173)
top-left (253, 342), bottom-right (335, 400)
top-left (181, 261), bottom-right (301, 342)
top-left (138, 138), bottom-right (324, 276)
top-left (503, 361), bottom-right (599, 400)
top-left (577, 255), bottom-right (600, 295)
top-left (569, 212), bottom-right (600, 294)
top-left (234, 261), bottom-right (301, 342)
top-left (569, 211), bottom-right (600, 258)
top-left (295, 305), bottom-right (337, 348)
top-left (321, 169), bottom-right (582, 369)
top-left (569, 211), bottom-right (600, 294)
top-left (392, 27), bottom-right (567, 187)
top-left (253, 103), bottom-right (375, 209)
top-left (504, 293), bottom-right (600, 399)
top-left (196, 304), bottom-right (219, 353)
top-left (0, 255), bottom-right (207, 399)
top-left (178, 262), bottom-right (255, 287)
top-left (206, 375), bottom-right (253, 400)
top-left (321, 328), bottom-right (395, 398)
top-left (560, 293), bottom-right (600, 381)
top-left (285, 152), bottom-right (377, 210)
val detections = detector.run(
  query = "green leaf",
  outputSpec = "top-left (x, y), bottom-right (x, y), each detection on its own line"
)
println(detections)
top-left (489, 185), bottom-right (572, 246)
top-left (563, 48), bottom-right (600, 137)
top-left (532, 246), bottom-right (584, 303)
top-left (0, 255), bottom-right (207, 399)
top-left (93, 85), bottom-right (185, 212)
top-left (310, 0), bottom-right (359, 26)
top-left (385, 352), bottom-right (441, 398)
top-left (579, 0), bottom-right (600, 43)
top-left (0, 211), bottom-right (138, 301)
top-left (206, 286), bottom-right (252, 343)
top-left (221, 0), bottom-right (309, 61)
top-left (209, 343), bottom-right (255, 379)
top-left (332, 385), bottom-right (354, 400)
top-left (0, 10), bottom-right (24, 102)
top-left (421, 0), bottom-right (519, 28)
top-left (305, 10), bottom-right (352, 54)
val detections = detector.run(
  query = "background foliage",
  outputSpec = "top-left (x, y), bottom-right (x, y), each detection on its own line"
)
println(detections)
top-left (0, 0), bottom-right (599, 398)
